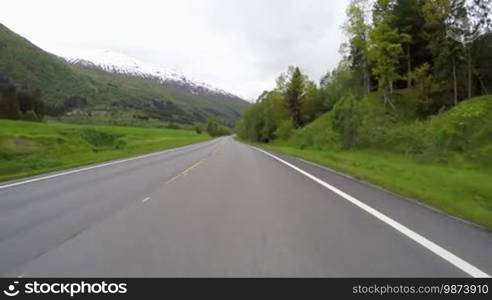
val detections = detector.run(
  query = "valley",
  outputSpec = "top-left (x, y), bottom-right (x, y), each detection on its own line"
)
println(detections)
top-left (0, 23), bottom-right (249, 127)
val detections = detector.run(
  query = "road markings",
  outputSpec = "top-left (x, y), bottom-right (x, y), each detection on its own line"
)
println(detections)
top-left (212, 141), bottom-right (224, 155)
top-left (166, 159), bottom-right (204, 184)
top-left (0, 140), bottom-right (219, 190)
top-left (141, 197), bottom-right (151, 203)
top-left (167, 140), bottom-right (223, 185)
top-left (252, 146), bottom-right (490, 278)
top-left (189, 160), bottom-right (204, 171)
top-left (17, 274), bottom-right (24, 278)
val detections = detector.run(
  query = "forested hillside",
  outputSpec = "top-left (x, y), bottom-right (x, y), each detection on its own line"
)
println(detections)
top-left (236, 0), bottom-right (492, 228)
top-left (237, 0), bottom-right (492, 149)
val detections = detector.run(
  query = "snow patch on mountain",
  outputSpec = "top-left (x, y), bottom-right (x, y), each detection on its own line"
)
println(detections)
top-left (64, 49), bottom-right (238, 98)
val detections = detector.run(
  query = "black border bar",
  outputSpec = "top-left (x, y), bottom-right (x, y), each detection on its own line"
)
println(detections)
top-left (0, 278), bottom-right (490, 299)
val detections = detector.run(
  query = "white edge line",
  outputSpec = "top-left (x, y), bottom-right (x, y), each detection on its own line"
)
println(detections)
top-left (0, 139), bottom-right (218, 190)
top-left (296, 156), bottom-right (486, 230)
top-left (141, 197), bottom-right (151, 203)
top-left (251, 146), bottom-right (490, 278)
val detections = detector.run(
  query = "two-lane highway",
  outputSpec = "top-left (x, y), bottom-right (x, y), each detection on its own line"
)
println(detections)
top-left (0, 137), bottom-right (491, 277)
top-left (0, 138), bottom-right (223, 275)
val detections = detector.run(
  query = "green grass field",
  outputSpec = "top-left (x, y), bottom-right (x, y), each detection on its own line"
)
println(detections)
top-left (0, 120), bottom-right (211, 182)
top-left (260, 142), bottom-right (492, 230)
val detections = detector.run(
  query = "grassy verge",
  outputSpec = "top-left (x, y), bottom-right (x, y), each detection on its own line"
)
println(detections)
top-left (258, 142), bottom-right (492, 230)
top-left (0, 120), bottom-right (211, 182)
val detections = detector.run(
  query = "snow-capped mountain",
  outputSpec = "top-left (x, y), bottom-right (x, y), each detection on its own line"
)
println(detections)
top-left (64, 49), bottom-right (239, 99)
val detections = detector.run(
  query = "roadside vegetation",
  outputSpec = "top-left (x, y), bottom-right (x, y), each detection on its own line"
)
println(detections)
top-left (0, 83), bottom-right (45, 121)
top-left (205, 118), bottom-right (232, 137)
top-left (236, 0), bottom-right (492, 228)
top-left (0, 120), bottom-right (211, 182)
top-left (262, 95), bottom-right (492, 229)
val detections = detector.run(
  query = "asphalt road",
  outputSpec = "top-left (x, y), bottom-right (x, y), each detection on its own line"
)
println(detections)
top-left (0, 137), bottom-right (491, 277)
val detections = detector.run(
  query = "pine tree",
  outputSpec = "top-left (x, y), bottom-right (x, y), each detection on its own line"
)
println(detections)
top-left (285, 67), bottom-right (305, 128)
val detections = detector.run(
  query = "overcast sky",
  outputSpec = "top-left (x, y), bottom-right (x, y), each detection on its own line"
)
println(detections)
top-left (1, 0), bottom-right (349, 101)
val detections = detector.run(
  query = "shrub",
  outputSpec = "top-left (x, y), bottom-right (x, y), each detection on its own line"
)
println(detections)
top-left (206, 118), bottom-right (231, 137)
top-left (195, 125), bottom-right (203, 134)
top-left (289, 112), bottom-right (340, 151)
top-left (80, 128), bottom-right (126, 150)
top-left (274, 119), bottom-right (294, 140)
top-left (331, 93), bottom-right (362, 149)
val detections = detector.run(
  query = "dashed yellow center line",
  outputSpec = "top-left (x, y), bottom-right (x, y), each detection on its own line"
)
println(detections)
top-left (165, 159), bottom-right (204, 184)
top-left (165, 139), bottom-right (226, 185)
top-left (214, 142), bottom-right (225, 153)
top-left (211, 140), bottom-right (225, 155)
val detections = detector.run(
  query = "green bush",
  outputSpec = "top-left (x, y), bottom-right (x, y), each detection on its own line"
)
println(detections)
top-left (206, 118), bottom-right (231, 137)
top-left (290, 112), bottom-right (340, 151)
top-left (282, 93), bottom-right (492, 165)
top-left (331, 94), bottom-right (362, 149)
top-left (195, 125), bottom-right (203, 134)
top-left (274, 119), bottom-right (294, 140)
top-left (80, 128), bottom-right (126, 150)
top-left (368, 96), bottom-right (492, 162)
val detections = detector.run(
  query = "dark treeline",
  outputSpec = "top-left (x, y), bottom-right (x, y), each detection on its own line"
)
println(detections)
top-left (237, 0), bottom-right (492, 144)
top-left (0, 80), bottom-right (45, 121)
top-left (0, 76), bottom-right (83, 121)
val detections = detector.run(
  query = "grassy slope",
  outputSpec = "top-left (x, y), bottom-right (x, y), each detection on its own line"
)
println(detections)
top-left (258, 95), bottom-right (492, 229)
top-left (0, 120), bottom-right (211, 182)
top-left (0, 23), bottom-right (249, 126)
top-left (68, 66), bottom-right (248, 126)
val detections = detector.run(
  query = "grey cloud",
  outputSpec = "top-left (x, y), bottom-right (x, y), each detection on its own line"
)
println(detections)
top-left (1, 0), bottom-right (349, 100)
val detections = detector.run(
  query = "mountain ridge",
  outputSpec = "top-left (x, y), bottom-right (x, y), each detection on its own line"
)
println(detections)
top-left (62, 49), bottom-right (240, 99)
top-left (0, 23), bottom-right (249, 126)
